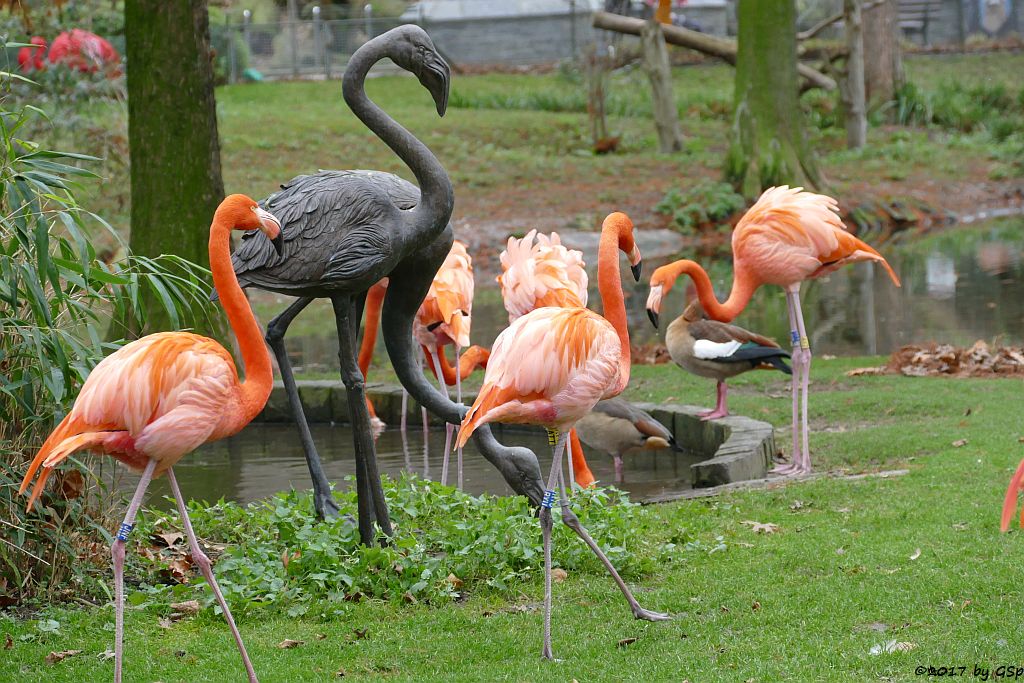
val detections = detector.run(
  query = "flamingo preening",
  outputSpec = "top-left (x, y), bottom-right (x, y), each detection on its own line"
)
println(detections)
top-left (656, 299), bottom-right (791, 420)
top-left (458, 212), bottom-right (670, 660)
top-left (498, 229), bottom-right (596, 488)
top-left (646, 186), bottom-right (900, 475)
top-left (20, 195), bottom-right (280, 683)
top-left (414, 240), bottom-right (476, 487)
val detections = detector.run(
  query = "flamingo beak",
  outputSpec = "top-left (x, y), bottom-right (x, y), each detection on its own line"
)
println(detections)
top-left (629, 245), bottom-right (642, 281)
top-left (647, 308), bottom-right (659, 329)
top-left (645, 284), bottom-right (662, 328)
top-left (256, 207), bottom-right (284, 256)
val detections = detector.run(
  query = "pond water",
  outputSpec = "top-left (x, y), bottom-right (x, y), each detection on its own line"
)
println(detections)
top-left (118, 422), bottom-right (703, 508)
top-left (120, 217), bottom-right (1024, 508)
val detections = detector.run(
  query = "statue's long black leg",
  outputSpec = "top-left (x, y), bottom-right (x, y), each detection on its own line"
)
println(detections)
top-left (266, 296), bottom-right (340, 520)
top-left (333, 294), bottom-right (394, 545)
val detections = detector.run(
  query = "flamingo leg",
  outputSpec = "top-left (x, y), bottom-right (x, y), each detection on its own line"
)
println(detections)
top-left (613, 454), bottom-right (624, 482)
top-left (772, 290), bottom-right (802, 475)
top-left (265, 296), bottom-right (340, 520)
top-left (429, 346), bottom-right (455, 487)
top-left (555, 448), bottom-right (670, 624)
top-left (455, 343), bottom-right (464, 490)
top-left (565, 431), bottom-right (577, 491)
top-left (166, 469), bottom-right (257, 683)
top-left (333, 295), bottom-right (393, 545)
top-left (792, 289), bottom-right (813, 474)
top-left (698, 381), bottom-right (729, 421)
top-left (1001, 458), bottom-right (1024, 532)
top-left (113, 458), bottom-right (157, 683)
top-left (539, 429), bottom-right (569, 660)
top-left (400, 389), bottom-right (408, 434)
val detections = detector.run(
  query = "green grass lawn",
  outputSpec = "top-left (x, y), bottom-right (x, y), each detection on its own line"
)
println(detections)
top-left (6, 357), bottom-right (1024, 681)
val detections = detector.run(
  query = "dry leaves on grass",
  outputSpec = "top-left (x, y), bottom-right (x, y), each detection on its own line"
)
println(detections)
top-left (741, 521), bottom-right (779, 534)
top-left (45, 649), bottom-right (82, 664)
top-left (910, 548), bottom-right (922, 561)
top-left (277, 639), bottom-right (304, 649)
top-left (952, 439), bottom-right (969, 448)
top-left (552, 568), bottom-right (568, 583)
top-left (892, 341), bottom-right (1024, 377)
top-left (617, 637), bottom-right (638, 648)
top-left (4, 633), bottom-right (11, 650)
top-left (169, 600), bottom-right (200, 615)
top-left (445, 573), bottom-right (463, 588)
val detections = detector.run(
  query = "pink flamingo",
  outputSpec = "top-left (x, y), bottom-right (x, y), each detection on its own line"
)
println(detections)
top-left (1001, 459), bottom-right (1024, 531)
top-left (498, 228), bottom-right (596, 489)
top-left (414, 239), bottom-right (476, 486)
top-left (458, 212), bottom-right (669, 660)
top-left (20, 194), bottom-right (283, 683)
top-left (645, 186), bottom-right (900, 475)
top-left (18, 30), bottom-right (120, 73)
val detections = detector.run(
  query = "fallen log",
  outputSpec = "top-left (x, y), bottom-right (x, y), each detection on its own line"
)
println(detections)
top-left (592, 11), bottom-right (837, 91)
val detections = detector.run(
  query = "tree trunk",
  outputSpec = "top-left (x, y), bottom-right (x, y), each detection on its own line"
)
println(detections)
top-left (125, 0), bottom-right (225, 336)
top-left (843, 0), bottom-right (867, 149)
top-left (640, 20), bottom-right (683, 153)
top-left (725, 0), bottom-right (821, 197)
top-left (862, 0), bottom-right (904, 105)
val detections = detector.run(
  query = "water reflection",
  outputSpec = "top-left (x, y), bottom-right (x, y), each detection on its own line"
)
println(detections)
top-left (115, 423), bottom-right (702, 508)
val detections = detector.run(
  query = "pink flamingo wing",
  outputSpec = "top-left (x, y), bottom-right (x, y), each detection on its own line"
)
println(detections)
top-left (499, 229), bottom-right (588, 322)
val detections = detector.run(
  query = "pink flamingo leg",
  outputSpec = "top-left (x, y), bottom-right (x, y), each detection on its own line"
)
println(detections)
top-left (400, 389), bottom-right (408, 434)
top-left (113, 458), bottom-right (157, 683)
top-left (454, 343), bottom-right (464, 489)
top-left (792, 290), bottom-right (813, 474)
top-left (539, 430), bottom-right (568, 660)
top-left (166, 469), bottom-right (258, 682)
top-left (698, 381), bottom-right (730, 421)
top-left (613, 454), bottom-right (624, 482)
top-left (429, 347), bottom-right (455, 486)
top-left (773, 290), bottom-right (802, 475)
top-left (554, 442), bottom-right (669, 625)
top-left (565, 432), bottom-right (577, 491)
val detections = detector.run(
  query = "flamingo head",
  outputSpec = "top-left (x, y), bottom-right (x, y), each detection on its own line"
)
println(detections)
top-left (218, 194), bottom-right (284, 256)
top-left (645, 263), bottom-right (680, 329)
top-left (603, 211), bottom-right (642, 282)
top-left (387, 25), bottom-right (450, 116)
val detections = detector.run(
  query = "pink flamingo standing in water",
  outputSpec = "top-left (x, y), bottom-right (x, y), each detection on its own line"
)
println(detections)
top-left (458, 212), bottom-right (670, 660)
top-left (498, 229), bottom-right (597, 489)
top-left (645, 186), bottom-right (900, 475)
top-left (20, 195), bottom-right (282, 683)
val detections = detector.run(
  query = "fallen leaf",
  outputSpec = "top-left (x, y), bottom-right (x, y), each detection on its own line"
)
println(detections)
top-left (174, 650), bottom-right (187, 657)
top-left (4, 633), bottom-right (11, 650)
top-left (169, 600), bottom-right (200, 615)
top-left (835, 507), bottom-right (852, 514)
top-left (402, 591), bottom-right (418, 604)
top-left (846, 366), bottom-right (886, 377)
top-left (277, 639), bottom-right (304, 649)
top-left (863, 622), bottom-right (889, 632)
top-left (336, 669), bottom-right (346, 678)
top-left (869, 640), bottom-right (916, 655)
top-left (315, 633), bottom-right (327, 640)
top-left (741, 520), bottom-right (779, 534)
top-left (789, 500), bottom-right (804, 511)
top-left (909, 548), bottom-right (921, 561)
top-left (151, 531), bottom-right (184, 547)
top-left (720, 605), bottom-right (730, 613)
top-left (59, 469), bottom-right (85, 501)
top-left (751, 601), bottom-right (761, 611)
top-left (964, 407), bottom-right (972, 416)
top-left (46, 649), bottom-right (83, 664)
top-left (97, 649), bottom-right (115, 661)
top-left (445, 573), bottom-right (464, 588)
top-left (552, 568), bottom-right (568, 583)
top-left (158, 618), bottom-right (173, 629)
top-left (835, 547), bottom-right (846, 555)
top-left (961, 599), bottom-right (972, 610)
top-left (952, 522), bottom-right (969, 531)
top-left (952, 439), bottom-right (968, 448)
top-left (352, 628), bottom-right (369, 640)
top-left (617, 637), bottom-right (637, 648)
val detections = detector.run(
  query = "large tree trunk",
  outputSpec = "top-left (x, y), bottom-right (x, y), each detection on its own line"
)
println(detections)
top-left (843, 0), bottom-right (867, 149)
top-left (125, 0), bottom-right (225, 336)
top-left (862, 0), bottom-right (904, 105)
top-left (640, 20), bottom-right (683, 153)
top-left (725, 0), bottom-right (821, 197)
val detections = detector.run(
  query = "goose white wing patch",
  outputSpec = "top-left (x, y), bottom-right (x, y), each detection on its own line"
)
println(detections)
top-left (693, 339), bottom-right (742, 360)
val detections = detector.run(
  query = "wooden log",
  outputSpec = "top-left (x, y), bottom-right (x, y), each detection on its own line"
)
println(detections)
top-left (592, 11), bottom-right (837, 91)
top-left (640, 20), bottom-right (683, 153)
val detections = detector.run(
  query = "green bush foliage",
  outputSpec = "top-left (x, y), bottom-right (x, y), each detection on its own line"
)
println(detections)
top-left (130, 476), bottom-right (675, 616)
top-left (655, 179), bottom-right (746, 234)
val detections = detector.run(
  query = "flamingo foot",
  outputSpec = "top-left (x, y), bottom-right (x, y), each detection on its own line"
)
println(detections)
top-left (633, 606), bottom-right (672, 621)
top-left (698, 407), bottom-right (729, 421)
top-left (771, 461), bottom-right (798, 476)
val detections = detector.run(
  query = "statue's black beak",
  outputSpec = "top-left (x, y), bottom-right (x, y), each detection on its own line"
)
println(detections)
top-left (631, 260), bottom-right (642, 282)
top-left (421, 52), bottom-right (450, 117)
top-left (647, 308), bottom-right (659, 329)
top-left (272, 233), bottom-right (284, 257)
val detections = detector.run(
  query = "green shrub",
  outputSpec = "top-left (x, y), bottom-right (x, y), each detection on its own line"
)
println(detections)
top-left (0, 73), bottom-right (213, 605)
top-left (655, 179), bottom-right (746, 234)
top-left (130, 476), bottom-right (674, 616)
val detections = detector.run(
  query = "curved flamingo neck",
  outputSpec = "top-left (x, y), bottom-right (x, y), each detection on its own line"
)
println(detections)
top-left (598, 218), bottom-right (631, 395)
top-left (666, 260), bottom-right (756, 323)
top-left (342, 40), bottom-right (453, 238)
top-left (209, 218), bottom-right (273, 429)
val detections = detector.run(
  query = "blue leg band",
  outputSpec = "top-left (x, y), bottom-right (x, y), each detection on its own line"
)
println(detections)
top-left (541, 490), bottom-right (556, 509)
top-left (115, 522), bottom-right (134, 542)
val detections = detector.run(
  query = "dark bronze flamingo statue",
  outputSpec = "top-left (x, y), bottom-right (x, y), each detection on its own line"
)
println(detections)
top-left (226, 26), bottom-right (544, 541)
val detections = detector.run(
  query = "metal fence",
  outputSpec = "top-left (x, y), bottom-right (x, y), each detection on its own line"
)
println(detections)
top-left (209, 8), bottom-right (597, 84)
